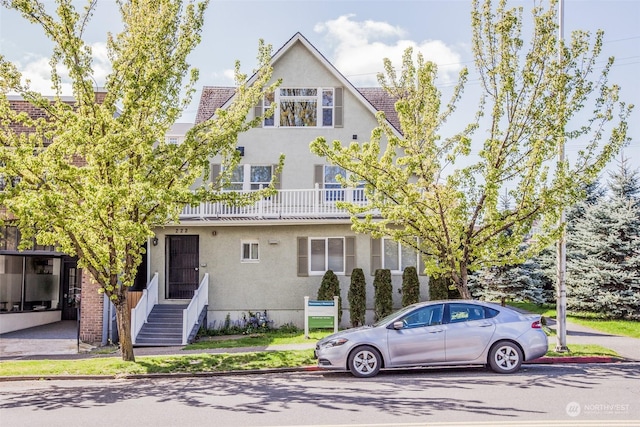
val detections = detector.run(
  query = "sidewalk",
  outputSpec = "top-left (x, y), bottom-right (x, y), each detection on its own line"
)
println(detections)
top-left (1, 318), bottom-right (638, 362)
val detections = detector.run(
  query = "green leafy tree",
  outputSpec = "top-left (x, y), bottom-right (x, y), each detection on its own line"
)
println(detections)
top-left (373, 269), bottom-right (392, 321)
top-left (401, 266), bottom-right (420, 306)
top-left (317, 270), bottom-right (342, 323)
top-left (347, 268), bottom-right (366, 327)
top-left (0, 0), bottom-right (281, 361)
top-left (310, 0), bottom-right (632, 300)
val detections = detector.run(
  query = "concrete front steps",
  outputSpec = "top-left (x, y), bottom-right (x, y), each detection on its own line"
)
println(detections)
top-left (134, 304), bottom-right (188, 346)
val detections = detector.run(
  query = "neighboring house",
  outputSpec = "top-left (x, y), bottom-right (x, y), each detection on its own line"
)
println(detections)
top-left (147, 33), bottom-right (429, 331)
top-left (0, 92), bottom-right (107, 341)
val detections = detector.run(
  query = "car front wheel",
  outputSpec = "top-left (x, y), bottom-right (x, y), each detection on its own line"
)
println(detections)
top-left (348, 345), bottom-right (382, 378)
top-left (488, 341), bottom-right (523, 374)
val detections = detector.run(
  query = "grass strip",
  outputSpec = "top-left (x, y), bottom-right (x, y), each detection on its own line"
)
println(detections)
top-left (0, 350), bottom-right (315, 377)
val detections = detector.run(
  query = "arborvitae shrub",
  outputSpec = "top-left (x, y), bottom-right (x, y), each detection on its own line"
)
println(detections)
top-left (317, 269), bottom-right (342, 323)
top-left (348, 268), bottom-right (366, 327)
top-left (429, 275), bottom-right (461, 300)
top-left (402, 266), bottom-right (420, 306)
top-left (373, 269), bottom-right (393, 321)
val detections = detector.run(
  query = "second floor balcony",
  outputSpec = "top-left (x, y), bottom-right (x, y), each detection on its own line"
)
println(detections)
top-left (180, 186), bottom-right (371, 221)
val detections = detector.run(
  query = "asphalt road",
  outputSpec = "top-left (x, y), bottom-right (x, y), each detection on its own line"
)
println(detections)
top-left (1, 363), bottom-right (639, 427)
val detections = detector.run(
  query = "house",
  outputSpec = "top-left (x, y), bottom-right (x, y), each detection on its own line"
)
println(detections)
top-left (0, 91), bottom-right (112, 342)
top-left (145, 32), bottom-right (429, 334)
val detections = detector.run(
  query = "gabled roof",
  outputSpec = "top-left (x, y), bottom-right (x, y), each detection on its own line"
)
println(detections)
top-left (195, 32), bottom-right (401, 134)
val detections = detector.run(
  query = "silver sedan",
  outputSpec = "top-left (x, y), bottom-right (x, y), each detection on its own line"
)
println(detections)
top-left (315, 300), bottom-right (548, 377)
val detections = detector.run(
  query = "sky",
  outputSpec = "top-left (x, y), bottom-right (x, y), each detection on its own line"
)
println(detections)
top-left (1, 0), bottom-right (639, 172)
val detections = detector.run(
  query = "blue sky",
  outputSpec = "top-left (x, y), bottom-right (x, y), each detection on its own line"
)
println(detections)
top-left (1, 0), bottom-right (639, 169)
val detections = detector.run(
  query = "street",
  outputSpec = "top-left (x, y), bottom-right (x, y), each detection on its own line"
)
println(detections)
top-left (1, 363), bottom-right (639, 426)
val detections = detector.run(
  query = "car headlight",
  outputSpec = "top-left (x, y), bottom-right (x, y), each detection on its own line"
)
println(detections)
top-left (321, 338), bottom-right (348, 348)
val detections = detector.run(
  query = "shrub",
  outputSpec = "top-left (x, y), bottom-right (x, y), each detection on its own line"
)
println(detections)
top-left (317, 269), bottom-right (342, 323)
top-left (348, 268), bottom-right (367, 327)
top-left (373, 269), bottom-right (393, 321)
top-left (402, 266), bottom-right (420, 306)
top-left (429, 275), bottom-right (461, 300)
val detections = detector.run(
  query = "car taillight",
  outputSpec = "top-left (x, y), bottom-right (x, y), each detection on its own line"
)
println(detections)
top-left (531, 320), bottom-right (542, 329)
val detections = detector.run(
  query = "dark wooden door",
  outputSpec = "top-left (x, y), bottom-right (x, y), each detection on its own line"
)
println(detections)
top-left (166, 235), bottom-right (199, 299)
top-left (61, 257), bottom-right (80, 320)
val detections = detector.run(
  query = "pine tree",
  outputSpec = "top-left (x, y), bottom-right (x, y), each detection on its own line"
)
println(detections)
top-left (566, 160), bottom-right (640, 319)
top-left (470, 257), bottom-right (544, 305)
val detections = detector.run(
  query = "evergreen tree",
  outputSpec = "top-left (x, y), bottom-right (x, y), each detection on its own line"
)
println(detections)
top-left (373, 269), bottom-right (393, 321)
top-left (566, 160), bottom-right (640, 319)
top-left (401, 266), bottom-right (420, 306)
top-left (317, 270), bottom-right (342, 323)
top-left (470, 258), bottom-right (544, 305)
top-left (348, 268), bottom-right (366, 327)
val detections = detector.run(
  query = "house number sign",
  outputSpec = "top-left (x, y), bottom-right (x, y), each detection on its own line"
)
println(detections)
top-left (174, 228), bottom-right (189, 233)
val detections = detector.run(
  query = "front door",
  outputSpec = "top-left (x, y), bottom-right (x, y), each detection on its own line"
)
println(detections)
top-left (166, 235), bottom-right (199, 299)
top-left (61, 257), bottom-right (80, 320)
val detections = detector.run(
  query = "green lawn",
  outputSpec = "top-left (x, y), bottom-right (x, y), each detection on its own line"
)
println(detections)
top-left (184, 330), bottom-right (332, 350)
top-left (0, 350), bottom-right (316, 377)
top-left (507, 302), bottom-right (640, 339)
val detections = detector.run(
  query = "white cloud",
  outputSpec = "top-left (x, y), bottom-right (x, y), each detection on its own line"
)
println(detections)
top-left (14, 42), bottom-right (112, 95)
top-left (315, 15), bottom-right (463, 86)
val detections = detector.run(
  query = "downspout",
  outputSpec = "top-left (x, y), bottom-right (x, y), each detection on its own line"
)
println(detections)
top-left (101, 293), bottom-right (109, 346)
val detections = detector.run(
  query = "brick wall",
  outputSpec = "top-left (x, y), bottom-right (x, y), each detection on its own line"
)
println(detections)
top-left (79, 270), bottom-right (104, 344)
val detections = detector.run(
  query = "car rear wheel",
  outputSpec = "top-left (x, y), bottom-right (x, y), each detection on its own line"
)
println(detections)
top-left (489, 341), bottom-right (523, 374)
top-left (348, 345), bottom-right (382, 378)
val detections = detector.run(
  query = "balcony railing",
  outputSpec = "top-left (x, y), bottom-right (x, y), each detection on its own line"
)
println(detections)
top-left (180, 186), bottom-right (372, 220)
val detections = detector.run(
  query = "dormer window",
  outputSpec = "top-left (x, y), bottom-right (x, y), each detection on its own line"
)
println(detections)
top-left (257, 87), bottom-right (343, 128)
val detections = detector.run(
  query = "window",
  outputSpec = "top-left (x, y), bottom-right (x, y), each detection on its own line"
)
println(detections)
top-left (382, 238), bottom-right (418, 272)
top-left (401, 304), bottom-right (444, 328)
top-left (241, 240), bottom-right (259, 262)
top-left (259, 88), bottom-right (341, 128)
top-left (447, 303), bottom-right (487, 323)
top-left (225, 164), bottom-right (274, 191)
top-left (320, 165), bottom-right (365, 202)
top-left (167, 137), bottom-right (178, 145)
top-left (310, 237), bottom-right (344, 274)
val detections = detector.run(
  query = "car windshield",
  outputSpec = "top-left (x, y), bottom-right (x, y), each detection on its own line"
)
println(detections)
top-left (372, 304), bottom-right (418, 327)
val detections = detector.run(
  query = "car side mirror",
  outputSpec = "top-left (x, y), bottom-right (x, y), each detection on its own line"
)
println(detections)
top-left (393, 321), bottom-right (404, 330)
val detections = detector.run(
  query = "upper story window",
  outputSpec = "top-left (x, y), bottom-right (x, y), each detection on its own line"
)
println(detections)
top-left (257, 87), bottom-right (343, 128)
top-left (226, 164), bottom-right (274, 191)
top-left (167, 137), bottom-right (178, 145)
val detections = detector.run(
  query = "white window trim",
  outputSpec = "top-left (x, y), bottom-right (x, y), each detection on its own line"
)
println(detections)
top-left (309, 237), bottom-right (345, 275)
top-left (241, 240), bottom-right (260, 263)
top-left (263, 87), bottom-right (335, 128)
top-left (382, 237), bottom-right (419, 274)
top-left (225, 164), bottom-right (274, 192)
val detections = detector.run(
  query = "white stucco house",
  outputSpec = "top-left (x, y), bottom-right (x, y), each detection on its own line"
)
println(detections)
top-left (141, 33), bottom-right (429, 341)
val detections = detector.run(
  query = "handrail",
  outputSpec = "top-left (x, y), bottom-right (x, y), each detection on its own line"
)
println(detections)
top-left (180, 186), bottom-right (371, 219)
top-left (182, 273), bottom-right (209, 345)
top-left (131, 272), bottom-right (158, 345)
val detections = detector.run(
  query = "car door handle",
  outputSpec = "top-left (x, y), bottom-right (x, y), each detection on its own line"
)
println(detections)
top-left (478, 322), bottom-right (493, 327)
top-left (428, 329), bottom-right (444, 333)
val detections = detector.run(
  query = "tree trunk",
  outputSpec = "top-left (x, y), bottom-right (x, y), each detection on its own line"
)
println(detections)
top-left (115, 302), bottom-right (135, 362)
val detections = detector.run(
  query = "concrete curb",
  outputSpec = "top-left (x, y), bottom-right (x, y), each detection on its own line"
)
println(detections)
top-left (0, 356), bottom-right (631, 382)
